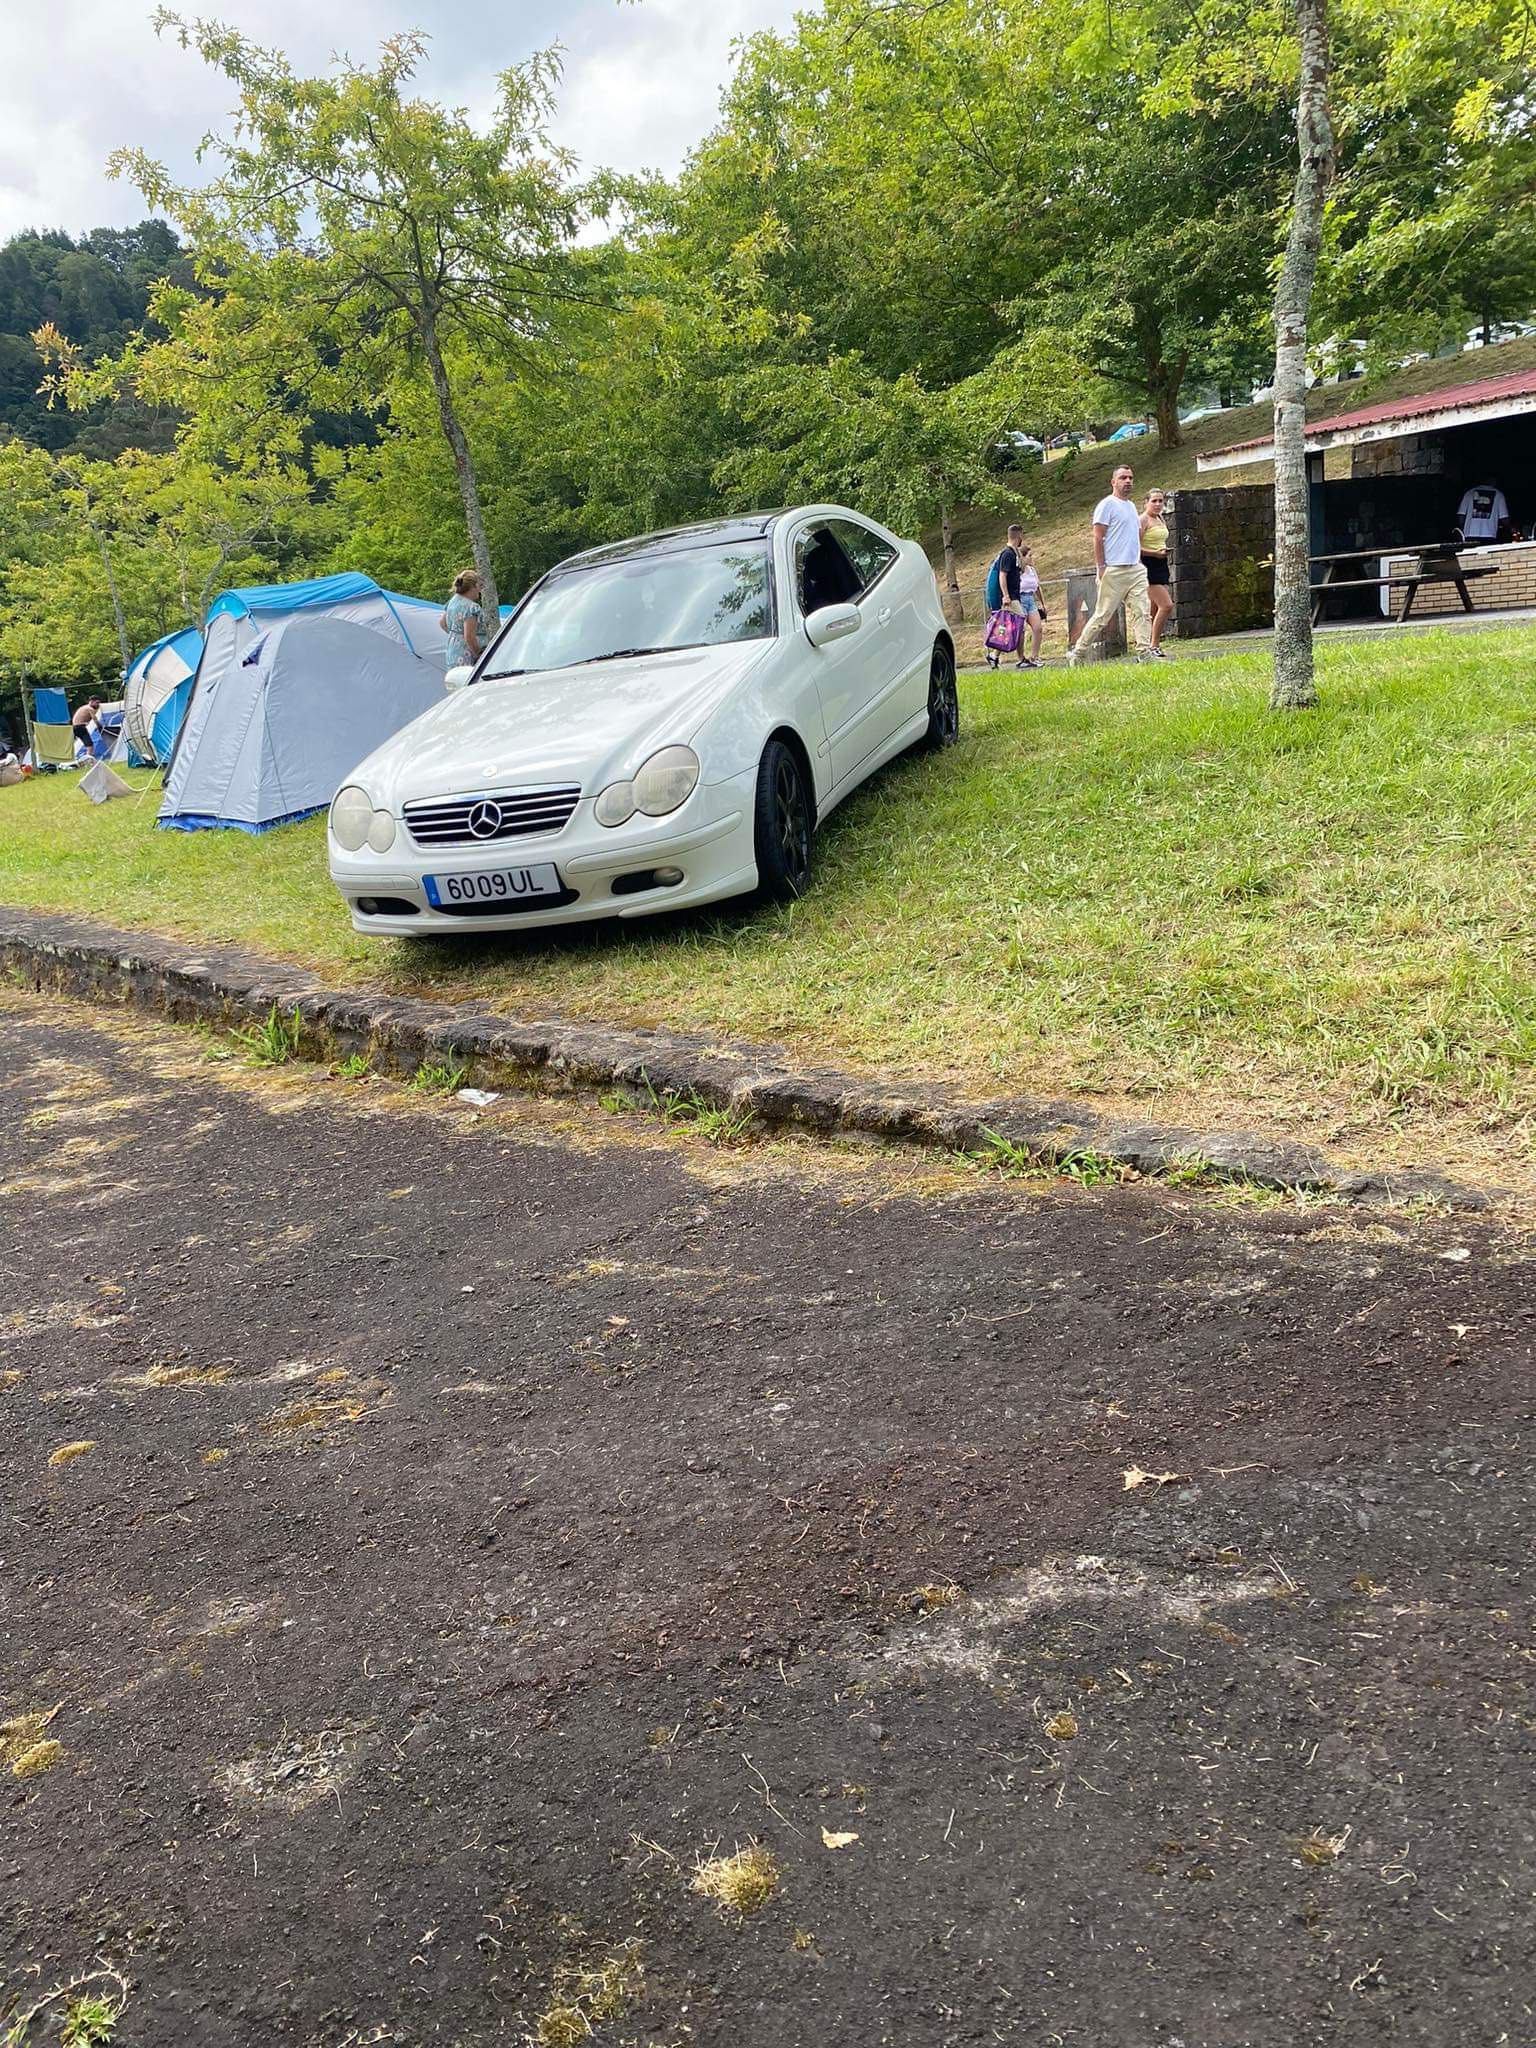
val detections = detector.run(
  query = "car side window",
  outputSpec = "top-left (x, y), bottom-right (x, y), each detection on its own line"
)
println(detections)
top-left (829, 519), bottom-right (898, 595)
top-left (795, 526), bottom-right (864, 616)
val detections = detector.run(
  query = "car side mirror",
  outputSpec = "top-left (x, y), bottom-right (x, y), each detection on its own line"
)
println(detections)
top-left (805, 603), bottom-right (861, 649)
top-left (444, 664), bottom-right (474, 693)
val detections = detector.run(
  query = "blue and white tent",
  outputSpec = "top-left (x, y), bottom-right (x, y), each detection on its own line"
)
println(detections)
top-left (159, 572), bottom-right (454, 833)
top-left (120, 625), bottom-right (204, 765)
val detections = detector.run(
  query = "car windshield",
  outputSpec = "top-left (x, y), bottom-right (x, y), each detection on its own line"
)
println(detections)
top-left (482, 542), bottom-right (773, 678)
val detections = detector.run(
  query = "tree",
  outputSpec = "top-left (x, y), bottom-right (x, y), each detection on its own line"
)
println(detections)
top-left (713, 340), bottom-right (1094, 590)
top-left (1270, 0), bottom-right (1337, 712)
top-left (102, 17), bottom-right (591, 618)
top-left (1316, 0), bottom-right (1536, 350)
top-left (670, 0), bottom-right (1294, 450)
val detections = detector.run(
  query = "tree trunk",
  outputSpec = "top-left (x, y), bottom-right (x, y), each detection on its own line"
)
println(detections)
top-left (1153, 386), bottom-right (1182, 449)
top-left (78, 486), bottom-right (132, 678)
top-left (939, 498), bottom-right (958, 592)
top-left (419, 311), bottom-right (500, 624)
top-left (1270, 0), bottom-right (1336, 712)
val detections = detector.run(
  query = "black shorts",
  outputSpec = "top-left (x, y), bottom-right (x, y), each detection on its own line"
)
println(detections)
top-left (1142, 553), bottom-right (1170, 587)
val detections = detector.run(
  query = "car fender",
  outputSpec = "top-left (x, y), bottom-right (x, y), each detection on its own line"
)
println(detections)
top-left (689, 639), bottom-right (832, 801)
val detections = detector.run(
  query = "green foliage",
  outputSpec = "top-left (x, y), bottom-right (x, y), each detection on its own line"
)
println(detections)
top-left (408, 1059), bottom-right (467, 1094)
top-left (638, 1074), bottom-right (757, 1145)
top-left (0, 220), bottom-right (189, 452)
top-left (233, 1003), bottom-right (304, 1066)
top-left (335, 1052), bottom-right (374, 1081)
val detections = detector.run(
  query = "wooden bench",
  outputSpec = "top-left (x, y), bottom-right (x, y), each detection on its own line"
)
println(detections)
top-left (1308, 552), bottom-right (1498, 625)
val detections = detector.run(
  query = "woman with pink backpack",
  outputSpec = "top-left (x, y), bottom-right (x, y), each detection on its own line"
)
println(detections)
top-left (983, 524), bottom-right (1044, 670)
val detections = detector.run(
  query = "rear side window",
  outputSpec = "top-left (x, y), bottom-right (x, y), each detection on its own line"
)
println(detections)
top-left (830, 519), bottom-right (898, 593)
top-left (795, 526), bottom-right (864, 614)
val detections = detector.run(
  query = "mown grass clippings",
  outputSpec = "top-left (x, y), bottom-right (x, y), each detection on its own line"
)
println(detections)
top-left (261, 1395), bottom-right (368, 1432)
top-left (531, 1942), bottom-right (644, 2047)
top-left (1043, 1710), bottom-right (1079, 1741)
top-left (10, 1739), bottom-right (64, 1779)
top-left (1297, 1826), bottom-right (1352, 1867)
top-left (142, 1362), bottom-right (231, 1387)
top-left (691, 1840), bottom-right (781, 1918)
top-left (201, 1448), bottom-right (229, 1465)
top-left (47, 1440), bottom-right (96, 1468)
top-left (906, 1581), bottom-right (962, 1613)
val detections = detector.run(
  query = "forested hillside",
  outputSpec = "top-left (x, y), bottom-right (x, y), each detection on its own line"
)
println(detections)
top-left (0, 221), bottom-right (193, 454)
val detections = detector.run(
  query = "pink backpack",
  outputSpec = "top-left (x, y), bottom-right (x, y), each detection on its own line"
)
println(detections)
top-left (984, 607), bottom-right (1024, 654)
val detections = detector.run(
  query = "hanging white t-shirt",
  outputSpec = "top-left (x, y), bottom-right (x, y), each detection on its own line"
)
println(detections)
top-left (1457, 484), bottom-right (1508, 541)
top-left (1093, 494), bottom-right (1144, 567)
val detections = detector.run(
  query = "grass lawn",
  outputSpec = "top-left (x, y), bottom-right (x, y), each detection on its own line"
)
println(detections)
top-left (3, 624), bottom-right (1534, 1179)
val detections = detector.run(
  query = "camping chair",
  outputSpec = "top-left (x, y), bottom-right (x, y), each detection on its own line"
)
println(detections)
top-left (33, 722), bottom-right (79, 767)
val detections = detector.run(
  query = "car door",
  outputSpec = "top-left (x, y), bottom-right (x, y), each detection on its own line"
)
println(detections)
top-left (790, 520), bottom-right (889, 797)
top-left (825, 517), bottom-right (927, 781)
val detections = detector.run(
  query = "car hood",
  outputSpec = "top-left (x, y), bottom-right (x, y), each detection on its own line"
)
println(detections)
top-left (359, 640), bottom-right (774, 805)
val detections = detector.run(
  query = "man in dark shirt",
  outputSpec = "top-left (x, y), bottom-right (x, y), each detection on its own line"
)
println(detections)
top-left (986, 524), bottom-right (1026, 611)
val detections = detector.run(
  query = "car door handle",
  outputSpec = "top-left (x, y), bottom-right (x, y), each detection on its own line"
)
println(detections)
top-left (877, 606), bottom-right (892, 624)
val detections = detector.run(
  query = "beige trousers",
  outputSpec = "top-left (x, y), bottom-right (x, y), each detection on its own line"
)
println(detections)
top-left (1072, 562), bottom-right (1152, 660)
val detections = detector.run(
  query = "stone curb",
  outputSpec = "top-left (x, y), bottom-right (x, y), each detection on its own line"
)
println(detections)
top-left (0, 906), bottom-right (1491, 1211)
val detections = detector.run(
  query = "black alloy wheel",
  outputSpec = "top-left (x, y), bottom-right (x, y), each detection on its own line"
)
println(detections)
top-left (922, 641), bottom-right (960, 750)
top-left (753, 738), bottom-right (814, 902)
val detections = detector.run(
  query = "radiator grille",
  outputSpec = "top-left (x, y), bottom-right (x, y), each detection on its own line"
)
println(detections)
top-left (403, 786), bottom-right (581, 847)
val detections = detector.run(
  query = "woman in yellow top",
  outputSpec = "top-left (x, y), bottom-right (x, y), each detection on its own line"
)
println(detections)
top-left (1139, 490), bottom-right (1174, 658)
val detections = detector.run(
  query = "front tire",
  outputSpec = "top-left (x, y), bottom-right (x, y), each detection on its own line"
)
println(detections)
top-left (753, 739), bottom-right (814, 903)
top-left (921, 641), bottom-right (960, 750)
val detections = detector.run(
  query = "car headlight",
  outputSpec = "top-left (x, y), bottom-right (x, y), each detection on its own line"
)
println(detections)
top-left (635, 746), bottom-right (699, 816)
top-left (366, 808), bottom-right (396, 853)
top-left (331, 784), bottom-right (373, 852)
top-left (594, 746), bottom-right (700, 827)
top-left (594, 780), bottom-right (636, 828)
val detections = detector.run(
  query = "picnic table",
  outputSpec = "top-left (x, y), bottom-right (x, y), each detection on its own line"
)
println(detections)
top-left (1307, 543), bottom-right (1498, 626)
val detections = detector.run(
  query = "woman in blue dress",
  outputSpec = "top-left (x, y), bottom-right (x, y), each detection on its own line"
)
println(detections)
top-left (441, 569), bottom-right (487, 672)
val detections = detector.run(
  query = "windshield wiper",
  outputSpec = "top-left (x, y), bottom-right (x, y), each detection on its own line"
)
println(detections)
top-left (584, 646), bottom-right (672, 664)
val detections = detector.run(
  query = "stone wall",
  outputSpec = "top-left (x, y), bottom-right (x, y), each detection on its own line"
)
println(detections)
top-left (1351, 434), bottom-right (1446, 479)
top-left (1166, 486), bottom-right (1275, 639)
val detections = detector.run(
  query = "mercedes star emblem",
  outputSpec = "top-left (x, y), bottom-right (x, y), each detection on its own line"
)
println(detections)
top-left (467, 799), bottom-right (504, 839)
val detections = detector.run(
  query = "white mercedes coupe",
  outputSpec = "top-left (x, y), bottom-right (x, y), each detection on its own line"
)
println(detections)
top-left (327, 505), bottom-right (957, 935)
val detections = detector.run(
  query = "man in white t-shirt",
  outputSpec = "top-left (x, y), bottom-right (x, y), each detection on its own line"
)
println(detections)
top-left (1068, 463), bottom-right (1156, 665)
top-left (1455, 482), bottom-right (1509, 543)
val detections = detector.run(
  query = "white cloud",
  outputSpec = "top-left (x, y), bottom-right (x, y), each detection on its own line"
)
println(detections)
top-left (0, 0), bottom-right (804, 243)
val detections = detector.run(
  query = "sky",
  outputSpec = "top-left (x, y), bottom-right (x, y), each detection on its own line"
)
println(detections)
top-left (0, 0), bottom-right (805, 244)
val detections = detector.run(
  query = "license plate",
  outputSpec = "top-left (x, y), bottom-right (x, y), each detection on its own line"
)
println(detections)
top-left (423, 862), bottom-right (562, 907)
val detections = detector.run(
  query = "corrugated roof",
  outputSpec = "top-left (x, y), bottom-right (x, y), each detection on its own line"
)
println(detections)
top-left (1205, 365), bottom-right (1536, 461)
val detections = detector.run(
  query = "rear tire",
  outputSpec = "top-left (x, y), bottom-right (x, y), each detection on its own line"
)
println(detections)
top-left (921, 641), bottom-right (960, 750)
top-left (753, 739), bottom-right (814, 903)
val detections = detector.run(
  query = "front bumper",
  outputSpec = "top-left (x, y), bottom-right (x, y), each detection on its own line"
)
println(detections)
top-left (328, 771), bottom-right (760, 935)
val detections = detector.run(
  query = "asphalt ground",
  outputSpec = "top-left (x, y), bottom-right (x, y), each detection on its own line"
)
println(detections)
top-left (1, 986), bottom-right (1533, 2048)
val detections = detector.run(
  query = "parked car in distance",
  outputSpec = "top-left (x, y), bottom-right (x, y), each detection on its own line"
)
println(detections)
top-left (988, 430), bottom-right (1045, 469)
top-left (1178, 405), bottom-right (1224, 426)
top-left (1463, 320), bottom-right (1536, 350)
top-left (1107, 421), bottom-right (1150, 441)
top-left (328, 507), bottom-right (958, 936)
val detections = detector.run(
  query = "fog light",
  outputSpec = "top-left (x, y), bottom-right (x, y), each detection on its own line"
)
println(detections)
top-left (653, 866), bottom-right (684, 886)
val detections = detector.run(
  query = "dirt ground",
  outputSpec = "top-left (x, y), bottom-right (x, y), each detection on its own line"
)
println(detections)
top-left (2, 986), bottom-right (1533, 2048)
